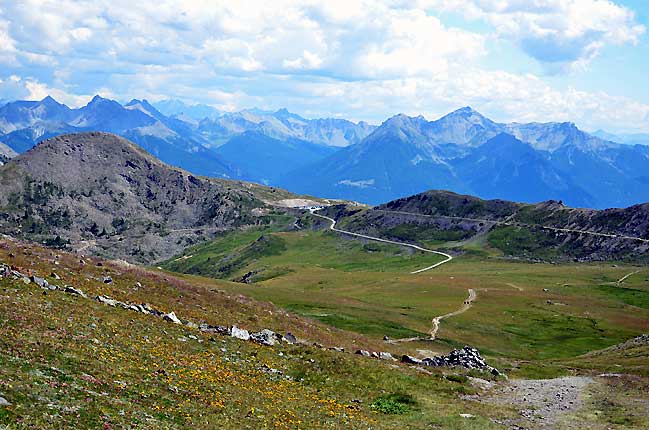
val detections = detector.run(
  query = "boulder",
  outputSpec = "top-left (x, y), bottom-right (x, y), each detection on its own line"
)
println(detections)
top-left (163, 311), bottom-right (181, 324)
top-left (401, 355), bottom-right (422, 365)
top-left (139, 303), bottom-right (158, 315)
top-left (379, 352), bottom-right (396, 361)
top-left (282, 332), bottom-right (297, 344)
top-left (251, 329), bottom-right (281, 346)
top-left (95, 295), bottom-right (119, 307)
top-left (418, 346), bottom-right (498, 373)
top-left (355, 349), bottom-right (371, 357)
top-left (50, 272), bottom-right (61, 280)
top-left (31, 276), bottom-right (49, 289)
top-left (64, 286), bottom-right (87, 298)
top-left (199, 323), bottom-right (231, 335)
top-left (230, 326), bottom-right (250, 341)
top-left (12, 269), bottom-right (26, 278)
top-left (103, 276), bottom-right (113, 284)
top-left (0, 396), bottom-right (10, 406)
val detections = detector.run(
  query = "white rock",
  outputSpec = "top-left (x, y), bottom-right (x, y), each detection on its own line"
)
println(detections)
top-left (163, 311), bottom-right (181, 324)
top-left (231, 326), bottom-right (250, 341)
top-left (96, 295), bottom-right (119, 307)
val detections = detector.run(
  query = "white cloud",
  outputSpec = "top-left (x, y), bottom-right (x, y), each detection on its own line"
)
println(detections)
top-left (283, 50), bottom-right (323, 70)
top-left (0, 1), bottom-right (484, 79)
top-left (0, 19), bottom-right (17, 65)
top-left (0, 75), bottom-right (92, 107)
top-left (276, 66), bottom-right (649, 132)
top-left (433, 0), bottom-right (645, 70)
top-left (0, 0), bottom-right (647, 132)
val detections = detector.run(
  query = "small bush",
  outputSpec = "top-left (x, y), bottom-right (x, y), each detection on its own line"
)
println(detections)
top-left (370, 392), bottom-right (416, 415)
top-left (445, 374), bottom-right (468, 384)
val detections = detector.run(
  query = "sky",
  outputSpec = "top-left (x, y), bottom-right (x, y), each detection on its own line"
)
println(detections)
top-left (0, 0), bottom-right (648, 133)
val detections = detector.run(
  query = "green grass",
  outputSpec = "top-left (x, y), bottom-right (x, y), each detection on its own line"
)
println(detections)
top-left (370, 393), bottom-right (417, 414)
top-left (2, 237), bottom-right (516, 430)
top-left (487, 226), bottom-right (561, 259)
top-left (284, 303), bottom-right (425, 339)
top-left (163, 228), bottom-right (447, 277)
top-left (161, 227), bottom-right (649, 372)
top-left (3, 223), bottom-right (649, 429)
top-left (383, 224), bottom-right (472, 243)
top-left (592, 284), bottom-right (649, 309)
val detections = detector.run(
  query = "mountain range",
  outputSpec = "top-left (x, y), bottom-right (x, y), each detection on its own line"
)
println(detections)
top-left (2, 132), bottom-right (648, 264)
top-left (1, 96), bottom-right (649, 208)
top-left (591, 129), bottom-right (649, 146)
top-left (280, 108), bottom-right (649, 208)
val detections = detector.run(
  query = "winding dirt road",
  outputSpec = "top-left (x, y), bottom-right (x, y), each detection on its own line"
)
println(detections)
top-left (617, 270), bottom-right (642, 285)
top-left (429, 288), bottom-right (476, 340)
top-left (312, 209), bottom-right (469, 342)
top-left (374, 209), bottom-right (649, 243)
top-left (310, 210), bottom-right (453, 273)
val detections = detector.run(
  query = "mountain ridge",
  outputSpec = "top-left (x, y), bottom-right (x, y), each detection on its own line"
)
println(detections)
top-left (0, 132), bottom-right (297, 263)
top-left (280, 110), bottom-right (646, 208)
top-left (3, 96), bottom-right (649, 208)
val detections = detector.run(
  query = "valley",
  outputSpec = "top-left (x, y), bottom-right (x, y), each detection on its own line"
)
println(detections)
top-left (0, 132), bottom-right (647, 430)
top-left (161, 224), bottom-right (649, 364)
top-left (3, 2), bottom-right (649, 428)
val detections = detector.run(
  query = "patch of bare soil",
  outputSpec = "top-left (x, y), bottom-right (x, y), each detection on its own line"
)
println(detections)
top-left (482, 376), bottom-right (594, 429)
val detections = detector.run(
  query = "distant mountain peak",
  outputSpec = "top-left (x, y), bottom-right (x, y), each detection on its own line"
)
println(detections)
top-left (383, 113), bottom-right (421, 124)
top-left (88, 94), bottom-right (111, 105)
top-left (455, 106), bottom-right (478, 114)
top-left (443, 106), bottom-right (489, 121)
top-left (273, 107), bottom-right (303, 121)
top-left (40, 95), bottom-right (59, 105)
top-left (377, 114), bottom-right (429, 136)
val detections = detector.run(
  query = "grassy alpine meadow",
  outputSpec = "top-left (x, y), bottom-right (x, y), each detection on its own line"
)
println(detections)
top-left (2, 225), bottom-right (649, 429)
top-left (0, 237), bottom-right (519, 430)
top-left (161, 225), bottom-right (649, 377)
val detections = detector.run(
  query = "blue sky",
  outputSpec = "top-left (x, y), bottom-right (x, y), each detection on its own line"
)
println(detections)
top-left (0, 0), bottom-right (648, 132)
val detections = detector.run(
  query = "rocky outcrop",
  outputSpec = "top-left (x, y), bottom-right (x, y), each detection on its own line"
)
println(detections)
top-left (403, 346), bottom-right (500, 375)
top-left (231, 326), bottom-right (251, 341)
top-left (250, 329), bottom-right (282, 346)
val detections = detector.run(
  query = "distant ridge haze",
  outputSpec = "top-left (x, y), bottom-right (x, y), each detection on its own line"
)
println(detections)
top-left (2, 96), bottom-right (649, 209)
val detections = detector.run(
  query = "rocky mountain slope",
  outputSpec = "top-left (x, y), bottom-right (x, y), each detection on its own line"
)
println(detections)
top-left (196, 107), bottom-right (375, 148)
top-left (334, 190), bottom-right (649, 262)
top-left (0, 132), bottom-right (297, 263)
top-left (0, 96), bottom-right (373, 180)
top-left (0, 142), bottom-right (16, 164)
top-left (214, 131), bottom-right (337, 185)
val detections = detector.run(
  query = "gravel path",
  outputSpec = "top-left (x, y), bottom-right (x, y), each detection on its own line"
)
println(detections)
top-left (429, 288), bottom-right (476, 340)
top-left (616, 270), bottom-right (642, 285)
top-left (485, 376), bottom-right (594, 429)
